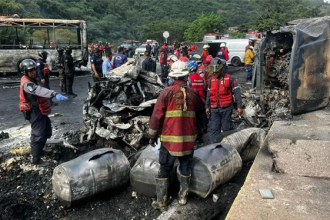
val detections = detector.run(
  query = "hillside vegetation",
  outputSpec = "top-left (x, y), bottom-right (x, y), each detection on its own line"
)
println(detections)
top-left (0, 0), bottom-right (329, 46)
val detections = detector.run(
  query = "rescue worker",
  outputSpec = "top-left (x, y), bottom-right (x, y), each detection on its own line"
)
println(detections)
top-left (167, 55), bottom-right (179, 85)
top-left (159, 45), bottom-right (168, 85)
top-left (189, 45), bottom-right (197, 59)
top-left (188, 60), bottom-right (205, 100)
top-left (91, 48), bottom-right (104, 78)
top-left (113, 46), bottom-right (127, 69)
top-left (217, 43), bottom-right (229, 74)
top-left (202, 44), bottom-right (210, 64)
top-left (56, 47), bottom-right (66, 94)
top-left (19, 59), bottom-right (68, 164)
top-left (188, 60), bottom-right (208, 138)
top-left (142, 51), bottom-right (156, 72)
top-left (148, 60), bottom-right (204, 211)
top-left (37, 51), bottom-right (57, 106)
top-left (245, 39), bottom-right (253, 52)
top-left (63, 46), bottom-right (77, 98)
top-left (206, 58), bottom-right (243, 143)
top-left (244, 46), bottom-right (254, 81)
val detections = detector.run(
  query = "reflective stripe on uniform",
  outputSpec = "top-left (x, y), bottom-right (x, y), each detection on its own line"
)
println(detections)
top-left (233, 86), bottom-right (240, 90)
top-left (149, 128), bottom-right (158, 135)
top-left (165, 110), bottom-right (195, 118)
top-left (160, 135), bottom-right (196, 143)
top-left (191, 83), bottom-right (204, 86)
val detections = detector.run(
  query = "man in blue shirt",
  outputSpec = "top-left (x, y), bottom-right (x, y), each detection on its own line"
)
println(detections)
top-left (113, 46), bottom-right (127, 69)
top-left (102, 52), bottom-right (113, 76)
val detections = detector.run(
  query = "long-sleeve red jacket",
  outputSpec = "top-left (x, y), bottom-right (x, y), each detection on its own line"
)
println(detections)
top-left (148, 80), bottom-right (205, 156)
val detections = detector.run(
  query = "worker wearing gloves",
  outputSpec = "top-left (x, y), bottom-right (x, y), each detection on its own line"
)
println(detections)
top-left (19, 59), bottom-right (68, 164)
top-left (148, 60), bottom-right (204, 211)
top-left (205, 58), bottom-right (243, 143)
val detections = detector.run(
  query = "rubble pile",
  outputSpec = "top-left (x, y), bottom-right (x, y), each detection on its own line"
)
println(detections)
top-left (0, 131), bottom-right (9, 141)
top-left (80, 58), bottom-right (164, 149)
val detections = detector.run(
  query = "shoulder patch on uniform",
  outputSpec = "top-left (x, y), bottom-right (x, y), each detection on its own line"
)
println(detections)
top-left (36, 63), bottom-right (40, 66)
top-left (26, 82), bottom-right (36, 92)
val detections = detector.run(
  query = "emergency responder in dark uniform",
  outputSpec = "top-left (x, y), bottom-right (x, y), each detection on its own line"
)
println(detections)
top-left (56, 48), bottom-right (66, 94)
top-left (19, 59), bottom-right (68, 164)
top-left (63, 46), bottom-right (77, 98)
top-left (37, 51), bottom-right (57, 106)
top-left (206, 58), bottom-right (243, 143)
top-left (91, 48), bottom-right (104, 79)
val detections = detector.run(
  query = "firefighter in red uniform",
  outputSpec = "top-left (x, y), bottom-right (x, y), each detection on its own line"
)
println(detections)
top-left (202, 44), bottom-right (210, 64)
top-left (206, 58), bottom-right (243, 143)
top-left (148, 60), bottom-right (204, 211)
top-left (19, 59), bottom-right (68, 164)
top-left (188, 60), bottom-right (208, 138)
top-left (159, 45), bottom-right (168, 85)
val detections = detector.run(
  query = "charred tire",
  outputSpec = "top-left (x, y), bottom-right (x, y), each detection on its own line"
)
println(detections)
top-left (231, 57), bottom-right (241, 67)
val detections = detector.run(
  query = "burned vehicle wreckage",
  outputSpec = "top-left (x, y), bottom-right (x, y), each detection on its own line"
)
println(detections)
top-left (80, 58), bottom-right (163, 149)
top-left (246, 16), bottom-right (330, 127)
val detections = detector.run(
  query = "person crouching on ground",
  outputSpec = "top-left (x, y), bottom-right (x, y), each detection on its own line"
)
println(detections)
top-left (148, 60), bottom-right (205, 211)
top-left (205, 58), bottom-right (243, 143)
top-left (19, 59), bottom-right (68, 164)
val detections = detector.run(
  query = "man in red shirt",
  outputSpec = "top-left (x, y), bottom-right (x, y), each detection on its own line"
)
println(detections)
top-left (149, 60), bottom-right (204, 211)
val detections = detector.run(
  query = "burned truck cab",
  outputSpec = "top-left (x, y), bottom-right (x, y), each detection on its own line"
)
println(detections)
top-left (254, 17), bottom-right (330, 116)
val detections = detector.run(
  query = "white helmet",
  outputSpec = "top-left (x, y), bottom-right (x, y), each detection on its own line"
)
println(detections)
top-left (203, 44), bottom-right (210, 49)
top-left (167, 54), bottom-right (178, 62)
top-left (249, 46), bottom-right (254, 50)
top-left (168, 61), bottom-right (189, 78)
top-left (220, 43), bottom-right (226, 47)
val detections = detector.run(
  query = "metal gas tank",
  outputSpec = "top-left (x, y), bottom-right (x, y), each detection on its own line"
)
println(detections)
top-left (130, 144), bottom-right (177, 197)
top-left (52, 148), bottom-right (130, 206)
top-left (179, 143), bottom-right (242, 198)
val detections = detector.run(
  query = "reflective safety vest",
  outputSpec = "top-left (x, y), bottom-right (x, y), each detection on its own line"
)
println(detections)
top-left (19, 75), bottom-right (51, 115)
top-left (209, 73), bottom-right (232, 108)
top-left (189, 73), bottom-right (205, 100)
top-left (148, 81), bottom-right (204, 156)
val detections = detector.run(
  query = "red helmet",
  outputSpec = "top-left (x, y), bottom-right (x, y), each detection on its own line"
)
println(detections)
top-left (179, 57), bottom-right (189, 62)
top-left (191, 45), bottom-right (197, 50)
top-left (205, 55), bottom-right (213, 64)
top-left (161, 45), bottom-right (167, 50)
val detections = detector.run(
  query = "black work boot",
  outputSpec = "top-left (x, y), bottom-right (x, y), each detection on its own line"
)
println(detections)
top-left (152, 178), bottom-right (169, 211)
top-left (178, 174), bottom-right (191, 205)
top-left (68, 92), bottom-right (77, 98)
top-left (30, 143), bottom-right (41, 164)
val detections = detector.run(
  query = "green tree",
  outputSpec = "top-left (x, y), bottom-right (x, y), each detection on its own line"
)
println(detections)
top-left (252, 0), bottom-right (322, 31)
top-left (183, 13), bottom-right (226, 42)
top-left (138, 19), bottom-right (189, 44)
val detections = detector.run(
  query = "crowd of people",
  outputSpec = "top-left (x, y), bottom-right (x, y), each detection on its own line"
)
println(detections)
top-left (18, 39), bottom-right (252, 213)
